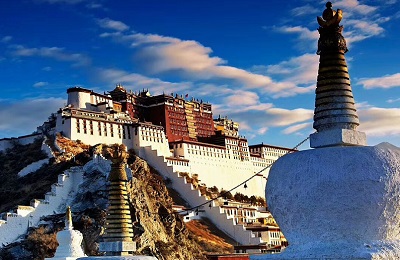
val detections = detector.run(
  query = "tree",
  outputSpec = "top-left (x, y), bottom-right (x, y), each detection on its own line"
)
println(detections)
top-left (220, 189), bottom-right (233, 200)
top-left (234, 192), bottom-right (244, 202)
top-left (250, 195), bottom-right (257, 205)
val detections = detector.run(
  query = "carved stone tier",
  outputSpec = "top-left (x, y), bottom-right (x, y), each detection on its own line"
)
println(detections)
top-left (101, 179), bottom-right (134, 250)
top-left (100, 144), bottom-right (135, 256)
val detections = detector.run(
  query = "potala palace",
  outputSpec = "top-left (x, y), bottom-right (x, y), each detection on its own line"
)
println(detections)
top-left (0, 85), bottom-right (293, 256)
top-left (57, 85), bottom-right (292, 198)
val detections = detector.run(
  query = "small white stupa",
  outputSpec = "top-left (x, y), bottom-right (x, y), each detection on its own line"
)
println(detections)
top-left (252, 2), bottom-right (400, 260)
top-left (46, 206), bottom-right (86, 260)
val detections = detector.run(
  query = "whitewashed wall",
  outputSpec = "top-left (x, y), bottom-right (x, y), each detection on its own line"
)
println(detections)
top-left (0, 167), bottom-right (84, 247)
top-left (0, 134), bottom-right (42, 152)
top-left (57, 116), bottom-right (134, 149)
top-left (172, 142), bottom-right (266, 197)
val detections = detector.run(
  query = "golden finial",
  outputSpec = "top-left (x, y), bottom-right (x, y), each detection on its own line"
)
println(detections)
top-left (317, 2), bottom-right (342, 28)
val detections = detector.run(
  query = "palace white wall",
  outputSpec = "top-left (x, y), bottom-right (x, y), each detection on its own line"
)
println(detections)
top-left (57, 116), bottom-right (134, 149)
top-left (67, 91), bottom-right (92, 110)
top-left (67, 89), bottom-right (114, 111)
top-left (172, 142), bottom-right (266, 197)
top-left (132, 125), bottom-right (171, 158)
top-left (0, 167), bottom-right (84, 247)
top-left (0, 134), bottom-right (42, 152)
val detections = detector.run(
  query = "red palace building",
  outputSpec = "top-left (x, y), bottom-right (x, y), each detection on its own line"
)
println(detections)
top-left (109, 85), bottom-right (215, 142)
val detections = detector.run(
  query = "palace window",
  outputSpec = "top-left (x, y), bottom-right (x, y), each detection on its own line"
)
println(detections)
top-left (76, 119), bottom-right (80, 133)
top-left (89, 120), bottom-right (93, 135)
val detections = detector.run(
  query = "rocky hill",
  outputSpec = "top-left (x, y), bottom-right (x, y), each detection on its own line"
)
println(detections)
top-left (0, 136), bottom-right (234, 259)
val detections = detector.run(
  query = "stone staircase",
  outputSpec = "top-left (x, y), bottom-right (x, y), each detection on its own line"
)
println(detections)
top-left (139, 146), bottom-right (263, 246)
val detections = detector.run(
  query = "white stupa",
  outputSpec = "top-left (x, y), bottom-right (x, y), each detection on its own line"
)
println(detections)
top-left (252, 2), bottom-right (400, 260)
top-left (46, 206), bottom-right (86, 260)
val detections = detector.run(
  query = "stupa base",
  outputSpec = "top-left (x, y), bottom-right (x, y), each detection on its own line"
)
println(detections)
top-left (251, 143), bottom-right (400, 260)
top-left (310, 128), bottom-right (366, 148)
top-left (251, 240), bottom-right (400, 259)
top-left (99, 241), bottom-right (136, 255)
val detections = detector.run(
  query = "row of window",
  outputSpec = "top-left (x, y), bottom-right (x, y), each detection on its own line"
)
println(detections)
top-left (187, 144), bottom-right (223, 152)
top-left (270, 231), bottom-right (280, 239)
top-left (224, 209), bottom-right (256, 217)
top-left (250, 147), bottom-right (287, 154)
top-left (171, 130), bottom-right (189, 136)
top-left (166, 159), bottom-right (189, 166)
top-left (227, 145), bottom-right (249, 152)
top-left (188, 149), bottom-right (228, 158)
top-left (93, 95), bottom-right (112, 105)
top-left (141, 135), bottom-right (164, 143)
top-left (167, 106), bottom-right (185, 113)
top-left (196, 129), bottom-right (213, 136)
top-left (76, 119), bottom-right (130, 139)
top-left (171, 124), bottom-right (187, 131)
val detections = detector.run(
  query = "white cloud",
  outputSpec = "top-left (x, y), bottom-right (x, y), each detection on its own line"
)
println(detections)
top-left (33, 81), bottom-right (49, 87)
top-left (95, 68), bottom-right (192, 95)
top-left (283, 1), bottom-right (387, 50)
top-left (387, 98), bottom-right (400, 104)
top-left (213, 92), bottom-right (313, 134)
top-left (359, 107), bottom-right (400, 136)
top-left (266, 108), bottom-right (313, 127)
top-left (272, 25), bottom-right (319, 51)
top-left (357, 73), bottom-right (400, 89)
top-left (97, 18), bottom-right (129, 32)
top-left (86, 2), bottom-right (103, 9)
top-left (265, 53), bottom-right (319, 84)
top-left (42, 66), bottom-right (52, 71)
top-left (99, 28), bottom-right (313, 98)
top-left (276, 26), bottom-right (319, 42)
top-left (257, 127), bottom-right (269, 135)
top-left (251, 53), bottom-right (318, 97)
top-left (1, 36), bottom-right (12, 43)
top-left (334, 0), bottom-right (377, 15)
top-left (291, 4), bottom-right (319, 16)
top-left (139, 39), bottom-right (225, 73)
top-left (11, 45), bottom-right (90, 66)
top-left (282, 122), bottom-right (312, 134)
top-left (0, 98), bottom-right (65, 138)
top-left (224, 90), bottom-right (259, 106)
top-left (344, 19), bottom-right (386, 45)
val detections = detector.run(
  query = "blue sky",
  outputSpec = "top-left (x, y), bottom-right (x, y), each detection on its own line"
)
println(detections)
top-left (1, 0), bottom-right (400, 149)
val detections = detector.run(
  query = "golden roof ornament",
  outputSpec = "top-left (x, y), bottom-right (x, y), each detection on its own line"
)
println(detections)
top-left (317, 2), bottom-right (347, 55)
top-left (317, 2), bottom-right (342, 28)
top-left (109, 144), bottom-right (129, 182)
